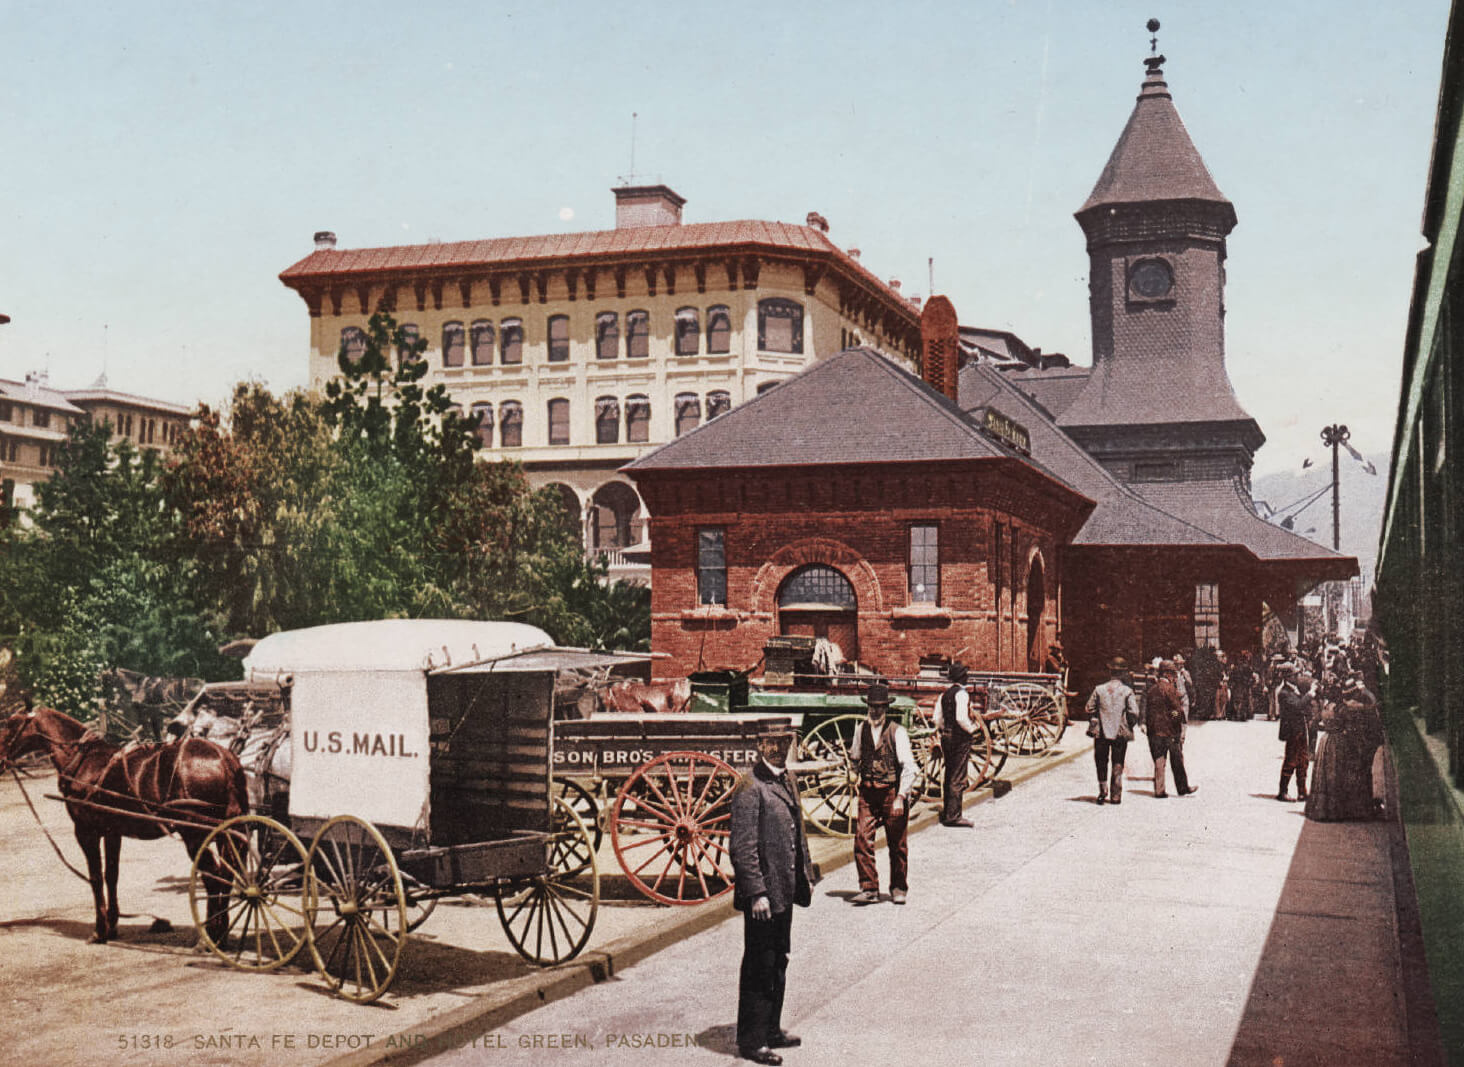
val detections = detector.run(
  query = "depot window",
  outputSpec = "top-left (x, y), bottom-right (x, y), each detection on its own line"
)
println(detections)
top-left (707, 305), bottom-right (732, 354)
top-left (909, 523), bottom-right (939, 604)
top-left (675, 307), bottom-right (700, 356)
top-left (697, 527), bottom-right (727, 606)
top-left (595, 396), bottom-right (620, 444)
top-left (500, 318), bottom-right (524, 365)
top-left (340, 325), bottom-right (367, 366)
top-left (626, 310), bottom-right (650, 359)
top-left (1194, 583), bottom-right (1220, 648)
top-left (547, 398), bottom-right (570, 445)
top-left (499, 400), bottom-right (523, 448)
top-left (675, 393), bottom-right (701, 436)
top-left (757, 298), bottom-right (803, 354)
top-left (470, 320), bottom-right (495, 365)
top-left (469, 402), bottom-right (493, 448)
top-left (547, 315), bottom-right (570, 362)
top-left (596, 312), bottom-right (619, 360)
top-left (626, 395), bottom-right (651, 443)
top-left (442, 322), bottom-right (466, 367)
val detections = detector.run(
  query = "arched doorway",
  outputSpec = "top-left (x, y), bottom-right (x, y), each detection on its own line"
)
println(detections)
top-left (1025, 556), bottom-right (1046, 672)
top-left (590, 481), bottom-right (643, 551)
top-left (777, 564), bottom-right (859, 662)
top-left (542, 483), bottom-right (582, 541)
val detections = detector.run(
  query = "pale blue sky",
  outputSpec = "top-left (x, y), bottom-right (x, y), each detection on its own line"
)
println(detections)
top-left (1, 1), bottom-right (1448, 475)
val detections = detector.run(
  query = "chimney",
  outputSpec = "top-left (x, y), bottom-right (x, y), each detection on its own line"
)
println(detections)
top-left (313, 231), bottom-right (337, 251)
top-left (612, 185), bottom-right (686, 228)
top-left (805, 211), bottom-right (829, 233)
top-left (24, 370), bottom-right (47, 400)
top-left (910, 295), bottom-right (923, 310)
top-left (920, 296), bottom-right (960, 403)
top-left (888, 278), bottom-right (901, 292)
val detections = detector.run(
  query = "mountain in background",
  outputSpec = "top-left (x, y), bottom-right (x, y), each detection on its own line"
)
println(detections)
top-left (1251, 452), bottom-right (1389, 585)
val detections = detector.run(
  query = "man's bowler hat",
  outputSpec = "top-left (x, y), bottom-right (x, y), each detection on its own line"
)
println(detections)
top-left (865, 682), bottom-right (893, 707)
top-left (948, 662), bottom-right (969, 684)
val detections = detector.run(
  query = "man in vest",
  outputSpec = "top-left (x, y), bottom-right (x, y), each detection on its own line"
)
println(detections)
top-left (848, 682), bottom-right (917, 905)
top-left (730, 728), bottom-right (818, 1065)
top-left (1275, 663), bottom-right (1315, 802)
top-left (934, 662), bottom-right (978, 827)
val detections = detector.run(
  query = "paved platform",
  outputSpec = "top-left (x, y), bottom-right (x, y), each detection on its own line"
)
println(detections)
top-left (387, 721), bottom-right (1445, 1067)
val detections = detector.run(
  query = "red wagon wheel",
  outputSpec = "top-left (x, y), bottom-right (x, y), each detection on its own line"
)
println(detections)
top-left (609, 751), bottom-right (739, 906)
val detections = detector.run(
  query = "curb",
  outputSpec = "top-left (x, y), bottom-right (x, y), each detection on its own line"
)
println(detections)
top-left (330, 738), bottom-right (1091, 1067)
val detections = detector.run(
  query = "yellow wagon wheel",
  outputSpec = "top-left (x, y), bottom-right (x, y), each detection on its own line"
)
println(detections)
top-left (189, 814), bottom-right (309, 971)
top-left (796, 714), bottom-right (862, 837)
top-left (915, 711), bottom-right (1006, 801)
top-left (497, 795), bottom-right (600, 964)
top-left (992, 682), bottom-right (1068, 756)
top-left (303, 815), bottom-right (407, 1004)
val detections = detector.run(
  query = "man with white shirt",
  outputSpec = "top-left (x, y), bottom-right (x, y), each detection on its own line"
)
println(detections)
top-left (848, 682), bottom-right (917, 905)
top-left (934, 662), bottom-right (978, 827)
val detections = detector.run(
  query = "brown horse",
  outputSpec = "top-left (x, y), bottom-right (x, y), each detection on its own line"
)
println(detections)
top-left (0, 706), bottom-right (248, 944)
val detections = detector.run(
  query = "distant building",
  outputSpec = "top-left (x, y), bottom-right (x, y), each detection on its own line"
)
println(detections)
top-left (279, 187), bottom-right (922, 581)
top-left (0, 371), bottom-right (190, 519)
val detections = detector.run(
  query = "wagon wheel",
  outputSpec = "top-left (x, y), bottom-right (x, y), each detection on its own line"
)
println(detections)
top-left (189, 814), bottom-right (309, 971)
top-left (554, 775), bottom-right (603, 852)
top-left (991, 682), bottom-right (1068, 756)
top-left (916, 711), bottom-right (1007, 801)
top-left (496, 795), bottom-right (599, 964)
top-left (609, 751), bottom-right (738, 905)
top-left (796, 714), bottom-right (861, 837)
top-left (400, 872), bottom-right (438, 933)
top-left (303, 815), bottom-right (407, 1004)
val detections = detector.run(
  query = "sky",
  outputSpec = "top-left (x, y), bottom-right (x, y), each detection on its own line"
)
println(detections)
top-left (1, 1), bottom-right (1450, 478)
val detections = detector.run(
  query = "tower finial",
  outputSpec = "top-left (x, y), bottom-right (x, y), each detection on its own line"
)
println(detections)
top-left (1144, 18), bottom-right (1164, 77)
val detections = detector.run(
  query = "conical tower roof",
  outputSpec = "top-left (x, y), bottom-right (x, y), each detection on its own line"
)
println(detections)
top-left (1078, 53), bottom-right (1235, 227)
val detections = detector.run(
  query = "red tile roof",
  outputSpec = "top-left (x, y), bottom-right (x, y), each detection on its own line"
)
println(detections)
top-left (280, 220), bottom-right (914, 316)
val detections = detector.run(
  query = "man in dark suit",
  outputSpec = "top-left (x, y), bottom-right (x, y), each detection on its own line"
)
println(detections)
top-left (730, 728), bottom-right (818, 1065)
top-left (1276, 664), bottom-right (1315, 801)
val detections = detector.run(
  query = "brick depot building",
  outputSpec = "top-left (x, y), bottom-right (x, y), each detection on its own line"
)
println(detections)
top-left (626, 45), bottom-right (1355, 692)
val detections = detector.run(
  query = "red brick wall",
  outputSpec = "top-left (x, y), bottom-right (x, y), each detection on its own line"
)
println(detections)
top-left (634, 461), bottom-right (1082, 681)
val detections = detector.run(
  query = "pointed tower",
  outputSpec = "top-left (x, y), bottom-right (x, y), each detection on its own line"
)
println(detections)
top-left (1058, 22), bottom-right (1263, 488)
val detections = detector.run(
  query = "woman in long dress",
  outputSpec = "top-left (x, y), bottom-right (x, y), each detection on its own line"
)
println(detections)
top-left (1305, 677), bottom-right (1383, 821)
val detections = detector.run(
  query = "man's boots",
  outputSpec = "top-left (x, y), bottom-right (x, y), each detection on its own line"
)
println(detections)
top-left (1097, 784), bottom-right (1108, 806)
top-left (1297, 769), bottom-right (1308, 802)
top-left (1109, 766), bottom-right (1123, 805)
top-left (1277, 771), bottom-right (1294, 802)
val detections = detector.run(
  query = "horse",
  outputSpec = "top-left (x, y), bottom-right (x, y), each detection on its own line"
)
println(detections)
top-left (0, 706), bottom-right (248, 944)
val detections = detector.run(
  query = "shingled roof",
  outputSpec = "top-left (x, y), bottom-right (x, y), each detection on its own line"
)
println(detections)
top-left (958, 362), bottom-right (1226, 548)
top-left (1079, 56), bottom-right (1233, 218)
top-left (1132, 480), bottom-right (1358, 571)
top-left (625, 347), bottom-right (1056, 473)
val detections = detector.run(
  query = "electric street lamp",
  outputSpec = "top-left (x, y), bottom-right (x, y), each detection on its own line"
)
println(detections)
top-left (1320, 423), bottom-right (1350, 552)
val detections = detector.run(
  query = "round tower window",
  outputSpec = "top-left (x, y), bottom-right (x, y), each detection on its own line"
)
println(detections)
top-left (1130, 259), bottom-right (1174, 299)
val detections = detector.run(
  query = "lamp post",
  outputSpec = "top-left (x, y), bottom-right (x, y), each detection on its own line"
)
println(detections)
top-left (1320, 423), bottom-right (1349, 552)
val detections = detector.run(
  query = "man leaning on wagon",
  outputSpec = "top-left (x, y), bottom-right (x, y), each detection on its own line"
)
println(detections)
top-left (934, 662), bottom-right (977, 828)
top-left (1086, 657), bottom-right (1139, 805)
top-left (730, 728), bottom-right (819, 1065)
top-left (848, 682), bottom-right (917, 905)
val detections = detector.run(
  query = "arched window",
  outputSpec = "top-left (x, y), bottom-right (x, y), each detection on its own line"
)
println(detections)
top-left (591, 482), bottom-right (643, 550)
top-left (757, 380), bottom-right (783, 394)
top-left (625, 394), bottom-right (651, 443)
top-left (706, 390), bottom-right (731, 420)
top-left (674, 392), bottom-right (701, 436)
top-left (757, 298), bottom-right (803, 354)
top-left (547, 315), bottom-right (570, 362)
top-left (626, 310), bottom-right (650, 359)
top-left (596, 312), bottom-right (619, 360)
top-left (397, 323), bottom-right (421, 364)
top-left (469, 402), bottom-right (494, 449)
top-left (442, 321), bottom-right (466, 367)
top-left (675, 307), bottom-right (700, 356)
top-left (500, 318), bottom-right (523, 364)
top-left (545, 483), bottom-right (581, 538)
top-left (547, 397), bottom-right (570, 445)
top-left (499, 400), bottom-right (523, 448)
top-left (777, 565), bottom-right (856, 609)
top-left (707, 305), bottom-right (732, 354)
top-left (470, 320), bottom-right (495, 365)
top-left (595, 396), bottom-right (620, 444)
top-left (340, 325), bottom-right (366, 366)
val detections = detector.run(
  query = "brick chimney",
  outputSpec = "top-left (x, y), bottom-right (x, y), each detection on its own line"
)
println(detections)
top-left (920, 296), bottom-right (960, 403)
top-left (612, 185), bottom-right (686, 228)
top-left (313, 231), bottom-right (337, 250)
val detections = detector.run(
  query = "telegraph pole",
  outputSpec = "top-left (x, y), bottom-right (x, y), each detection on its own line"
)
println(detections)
top-left (1320, 423), bottom-right (1349, 551)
